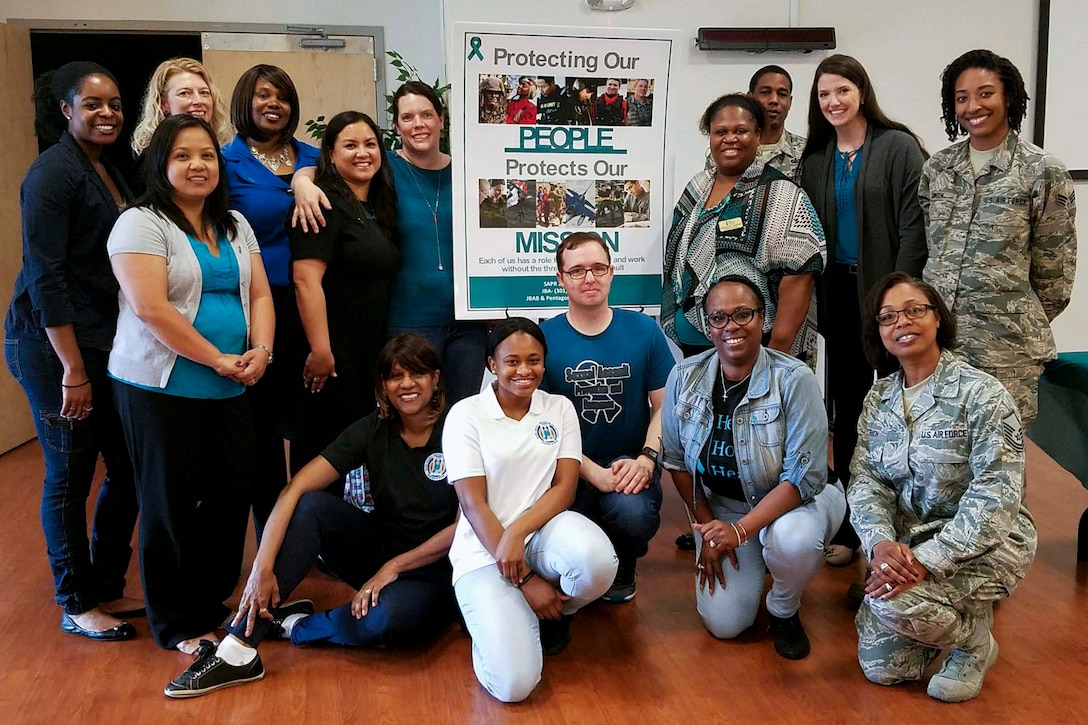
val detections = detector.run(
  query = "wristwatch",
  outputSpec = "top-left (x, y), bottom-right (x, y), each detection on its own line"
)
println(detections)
top-left (253, 344), bottom-right (274, 363)
top-left (639, 446), bottom-right (659, 465)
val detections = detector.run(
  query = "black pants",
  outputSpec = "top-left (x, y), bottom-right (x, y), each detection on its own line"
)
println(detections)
top-left (114, 382), bottom-right (253, 649)
top-left (248, 284), bottom-right (306, 540)
top-left (228, 491), bottom-right (456, 648)
top-left (825, 264), bottom-right (875, 549)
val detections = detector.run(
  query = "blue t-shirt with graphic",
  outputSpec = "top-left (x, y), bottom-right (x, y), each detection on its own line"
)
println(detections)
top-left (541, 308), bottom-right (674, 466)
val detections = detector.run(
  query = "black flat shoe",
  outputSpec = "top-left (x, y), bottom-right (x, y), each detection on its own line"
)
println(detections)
top-left (60, 613), bottom-right (137, 642)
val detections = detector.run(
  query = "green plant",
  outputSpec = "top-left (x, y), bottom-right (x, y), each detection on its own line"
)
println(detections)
top-left (302, 51), bottom-right (451, 153)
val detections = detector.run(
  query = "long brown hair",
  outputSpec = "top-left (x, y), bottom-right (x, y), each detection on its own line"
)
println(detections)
top-left (802, 54), bottom-right (926, 160)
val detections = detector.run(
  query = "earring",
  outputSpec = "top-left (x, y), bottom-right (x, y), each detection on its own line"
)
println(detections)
top-left (431, 389), bottom-right (440, 410)
top-left (64, 115), bottom-right (71, 120)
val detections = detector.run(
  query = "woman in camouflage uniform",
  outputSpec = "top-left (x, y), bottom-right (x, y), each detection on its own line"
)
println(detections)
top-left (921, 49), bottom-right (1076, 427)
top-left (849, 272), bottom-right (1036, 703)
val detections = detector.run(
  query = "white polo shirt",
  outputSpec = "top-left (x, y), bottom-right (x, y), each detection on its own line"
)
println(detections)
top-left (443, 384), bottom-right (582, 584)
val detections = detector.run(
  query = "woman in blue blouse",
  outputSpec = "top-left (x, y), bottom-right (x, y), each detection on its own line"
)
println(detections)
top-left (108, 115), bottom-right (275, 653)
top-left (221, 65), bottom-right (322, 536)
top-left (4, 61), bottom-right (140, 641)
top-left (799, 55), bottom-right (927, 566)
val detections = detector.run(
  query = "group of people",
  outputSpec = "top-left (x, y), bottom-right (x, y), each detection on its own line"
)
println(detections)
top-left (4, 44), bottom-right (1072, 708)
top-left (664, 48), bottom-right (1071, 702)
top-left (481, 75), bottom-right (653, 126)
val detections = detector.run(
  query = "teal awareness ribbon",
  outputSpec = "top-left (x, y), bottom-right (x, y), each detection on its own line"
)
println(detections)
top-left (467, 36), bottom-right (484, 61)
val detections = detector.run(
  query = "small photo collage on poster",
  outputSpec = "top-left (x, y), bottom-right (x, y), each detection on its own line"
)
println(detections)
top-left (478, 179), bottom-right (650, 229)
top-left (477, 74), bottom-right (655, 126)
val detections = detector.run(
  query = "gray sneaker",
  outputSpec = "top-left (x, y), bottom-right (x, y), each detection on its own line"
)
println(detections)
top-left (927, 631), bottom-right (999, 703)
top-left (602, 562), bottom-right (636, 603)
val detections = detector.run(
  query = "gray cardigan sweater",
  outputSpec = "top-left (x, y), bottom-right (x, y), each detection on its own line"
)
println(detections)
top-left (107, 207), bottom-right (261, 388)
top-left (800, 125), bottom-right (927, 313)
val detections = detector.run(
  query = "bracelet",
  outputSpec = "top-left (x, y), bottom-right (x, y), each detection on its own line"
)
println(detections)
top-left (61, 380), bottom-right (90, 389)
top-left (516, 571), bottom-right (536, 588)
top-left (252, 344), bottom-right (274, 363)
top-left (736, 521), bottom-right (749, 545)
top-left (729, 522), bottom-right (749, 547)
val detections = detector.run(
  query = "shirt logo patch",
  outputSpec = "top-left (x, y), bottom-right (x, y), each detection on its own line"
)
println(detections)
top-left (535, 421), bottom-right (559, 445)
top-left (918, 428), bottom-right (969, 440)
top-left (424, 452), bottom-right (447, 481)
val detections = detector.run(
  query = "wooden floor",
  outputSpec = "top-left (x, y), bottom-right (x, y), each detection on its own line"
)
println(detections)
top-left (0, 439), bottom-right (1086, 724)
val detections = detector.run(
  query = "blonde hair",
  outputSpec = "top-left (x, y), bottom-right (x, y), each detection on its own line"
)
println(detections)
top-left (130, 58), bottom-right (232, 155)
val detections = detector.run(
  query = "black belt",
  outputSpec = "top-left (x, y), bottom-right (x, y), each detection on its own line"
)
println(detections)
top-left (835, 262), bottom-right (859, 274)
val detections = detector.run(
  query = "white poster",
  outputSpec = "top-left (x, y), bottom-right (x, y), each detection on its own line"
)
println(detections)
top-left (450, 22), bottom-right (674, 318)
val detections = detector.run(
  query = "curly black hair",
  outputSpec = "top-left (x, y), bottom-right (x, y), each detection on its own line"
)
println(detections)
top-left (939, 49), bottom-right (1028, 142)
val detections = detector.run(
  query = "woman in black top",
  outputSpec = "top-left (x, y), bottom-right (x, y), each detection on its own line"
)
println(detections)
top-left (165, 335), bottom-right (459, 698)
top-left (4, 61), bottom-right (139, 641)
top-left (289, 111), bottom-right (400, 465)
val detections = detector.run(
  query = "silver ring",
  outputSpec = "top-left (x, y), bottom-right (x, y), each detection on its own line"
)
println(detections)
top-left (879, 562), bottom-right (890, 573)
top-left (884, 582), bottom-right (893, 593)
top-left (83, 406), bottom-right (94, 412)
top-left (697, 564), bottom-right (705, 570)
top-left (708, 540), bottom-right (717, 549)
top-left (365, 589), bottom-right (372, 595)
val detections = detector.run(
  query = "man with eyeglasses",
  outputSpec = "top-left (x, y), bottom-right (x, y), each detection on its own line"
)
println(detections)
top-left (540, 232), bottom-right (675, 603)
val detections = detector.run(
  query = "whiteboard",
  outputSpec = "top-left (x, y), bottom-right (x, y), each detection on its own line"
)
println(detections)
top-left (1042, 0), bottom-right (1088, 173)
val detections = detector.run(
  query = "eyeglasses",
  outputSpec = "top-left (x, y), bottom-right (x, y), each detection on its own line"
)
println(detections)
top-left (706, 307), bottom-right (762, 329)
top-left (875, 304), bottom-right (937, 326)
top-left (562, 264), bottom-right (613, 280)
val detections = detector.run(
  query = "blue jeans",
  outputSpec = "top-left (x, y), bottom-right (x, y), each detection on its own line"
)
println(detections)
top-left (695, 482), bottom-right (846, 639)
top-left (4, 336), bottom-right (137, 614)
top-left (571, 456), bottom-right (662, 566)
top-left (228, 491), bottom-right (457, 648)
top-left (388, 322), bottom-right (487, 404)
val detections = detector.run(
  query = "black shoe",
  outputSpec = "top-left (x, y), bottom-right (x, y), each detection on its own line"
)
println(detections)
top-left (675, 532), bottom-right (696, 551)
top-left (267, 599), bottom-right (315, 639)
top-left (539, 615), bottom-right (572, 656)
top-left (847, 582), bottom-right (867, 609)
top-left (602, 561), bottom-right (636, 603)
top-left (768, 612), bottom-right (811, 660)
top-left (60, 613), bottom-right (137, 642)
top-left (164, 640), bottom-right (265, 698)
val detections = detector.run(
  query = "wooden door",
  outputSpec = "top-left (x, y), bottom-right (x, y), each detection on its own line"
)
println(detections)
top-left (201, 32), bottom-right (378, 144)
top-left (0, 23), bottom-right (38, 454)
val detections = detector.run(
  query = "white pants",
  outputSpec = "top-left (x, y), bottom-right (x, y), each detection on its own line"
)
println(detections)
top-left (696, 482), bottom-right (846, 639)
top-left (454, 510), bottom-right (617, 703)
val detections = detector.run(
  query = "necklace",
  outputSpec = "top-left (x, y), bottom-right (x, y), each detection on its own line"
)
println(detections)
top-left (399, 151), bottom-right (445, 271)
top-left (249, 143), bottom-right (293, 173)
top-left (721, 369), bottom-right (752, 400)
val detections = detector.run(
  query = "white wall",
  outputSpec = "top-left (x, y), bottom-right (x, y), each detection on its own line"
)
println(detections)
top-left (1, 1), bottom-right (448, 107)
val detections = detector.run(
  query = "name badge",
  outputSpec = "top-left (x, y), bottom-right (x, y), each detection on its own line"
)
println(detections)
top-left (718, 217), bottom-right (743, 232)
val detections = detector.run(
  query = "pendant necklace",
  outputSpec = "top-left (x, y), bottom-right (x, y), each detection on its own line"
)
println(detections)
top-left (400, 151), bottom-right (445, 271)
top-left (721, 368), bottom-right (752, 401)
top-left (249, 143), bottom-right (293, 173)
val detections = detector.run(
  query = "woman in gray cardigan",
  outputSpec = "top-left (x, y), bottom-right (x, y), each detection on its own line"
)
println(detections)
top-left (799, 54), bottom-right (927, 566)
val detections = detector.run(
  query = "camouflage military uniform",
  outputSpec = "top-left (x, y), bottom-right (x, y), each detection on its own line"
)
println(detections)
top-left (848, 350), bottom-right (1036, 685)
top-left (920, 132), bottom-right (1077, 426)
top-left (756, 129), bottom-right (806, 183)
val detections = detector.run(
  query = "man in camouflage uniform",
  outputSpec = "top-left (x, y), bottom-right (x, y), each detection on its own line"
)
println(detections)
top-left (849, 350), bottom-right (1036, 702)
top-left (921, 107), bottom-right (1077, 428)
top-left (749, 65), bottom-right (806, 182)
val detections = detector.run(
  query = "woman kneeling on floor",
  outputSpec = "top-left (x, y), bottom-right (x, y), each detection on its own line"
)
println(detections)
top-left (444, 318), bottom-right (617, 703)
top-left (165, 334), bottom-right (459, 698)
top-left (661, 275), bottom-right (846, 660)
top-left (850, 272), bottom-right (1036, 703)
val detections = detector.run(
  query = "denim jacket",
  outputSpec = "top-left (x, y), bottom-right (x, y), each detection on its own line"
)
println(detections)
top-left (661, 347), bottom-right (828, 506)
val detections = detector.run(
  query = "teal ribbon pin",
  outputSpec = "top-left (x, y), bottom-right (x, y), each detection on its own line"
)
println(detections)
top-left (467, 36), bottom-right (484, 61)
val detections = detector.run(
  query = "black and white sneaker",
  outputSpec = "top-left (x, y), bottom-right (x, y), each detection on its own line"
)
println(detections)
top-left (267, 599), bottom-right (315, 639)
top-left (164, 640), bottom-right (265, 698)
